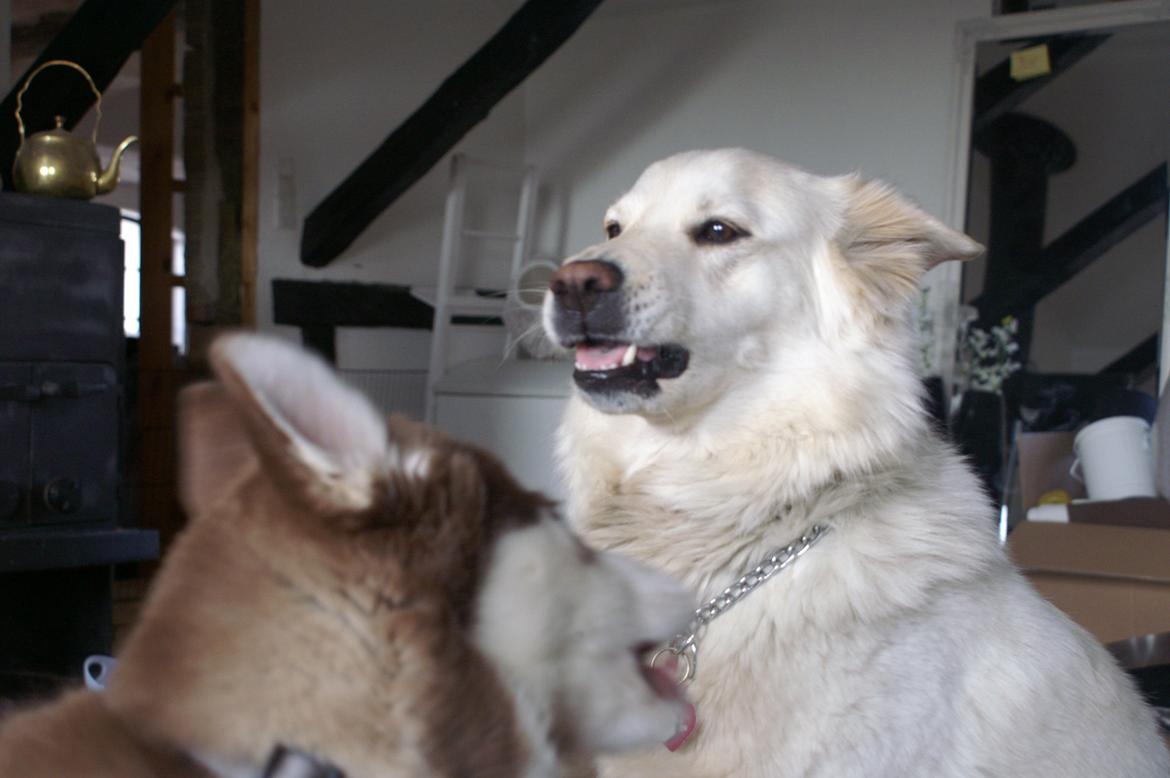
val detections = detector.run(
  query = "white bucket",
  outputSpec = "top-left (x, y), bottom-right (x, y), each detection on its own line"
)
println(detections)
top-left (1071, 415), bottom-right (1156, 501)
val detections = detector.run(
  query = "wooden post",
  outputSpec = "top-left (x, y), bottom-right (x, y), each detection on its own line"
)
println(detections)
top-left (241, 0), bottom-right (260, 326)
top-left (136, 10), bottom-right (183, 550)
top-left (139, 10), bottom-right (176, 372)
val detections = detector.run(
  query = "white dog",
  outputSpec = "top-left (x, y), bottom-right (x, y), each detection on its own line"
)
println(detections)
top-left (542, 148), bottom-right (1169, 777)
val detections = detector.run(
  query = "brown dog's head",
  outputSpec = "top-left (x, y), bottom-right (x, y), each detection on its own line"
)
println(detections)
top-left (105, 334), bottom-right (694, 777)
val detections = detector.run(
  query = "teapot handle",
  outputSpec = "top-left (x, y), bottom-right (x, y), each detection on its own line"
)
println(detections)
top-left (15, 59), bottom-right (103, 145)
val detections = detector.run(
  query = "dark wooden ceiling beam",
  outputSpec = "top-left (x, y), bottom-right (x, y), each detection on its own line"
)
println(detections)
top-left (300, 0), bottom-right (605, 269)
top-left (273, 278), bottom-right (440, 363)
top-left (0, 0), bottom-right (180, 190)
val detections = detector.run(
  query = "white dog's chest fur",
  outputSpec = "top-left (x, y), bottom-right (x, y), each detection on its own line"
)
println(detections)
top-left (574, 449), bottom-right (1161, 777)
top-left (570, 426), bottom-right (986, 776)
top-left (562, 396), bottom-right (1167, 778)
top-left (566, 417), bottom-right (1167, 778)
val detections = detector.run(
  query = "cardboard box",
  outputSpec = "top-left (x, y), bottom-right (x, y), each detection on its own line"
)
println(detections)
top-left (1009, 521), bottom-right (1170, 645)
top-left (1068, 497), bottom-right (1170, 529)
top-left (1015, 429), bottom-right (1170, 529)
top-left (1016, 430), bottom-right (1086, 510)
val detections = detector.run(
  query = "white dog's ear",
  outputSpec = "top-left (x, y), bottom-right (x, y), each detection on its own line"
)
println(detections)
top-left (207, 333), bottom-right (390, 514)
top-left (838, 176), bottom-right (983, 309)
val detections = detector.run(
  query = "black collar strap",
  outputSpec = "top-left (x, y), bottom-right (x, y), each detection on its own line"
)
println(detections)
top-left (262, 745), bottom-right (345, 778)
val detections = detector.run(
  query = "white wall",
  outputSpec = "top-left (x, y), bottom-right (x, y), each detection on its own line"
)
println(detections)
top-left (256, 0), bottom-right (993, 373)
top-left (523, 0), bottom-right (990, 260)
top-left (256, 0), bottom-right (527, 369)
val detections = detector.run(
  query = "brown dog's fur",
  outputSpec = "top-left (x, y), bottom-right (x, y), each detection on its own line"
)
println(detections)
top-left (0, 340), bottom-right (571, 777)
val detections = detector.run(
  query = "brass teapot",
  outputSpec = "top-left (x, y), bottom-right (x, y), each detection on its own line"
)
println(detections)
top-left (12, 60), bottom-right (138, 200)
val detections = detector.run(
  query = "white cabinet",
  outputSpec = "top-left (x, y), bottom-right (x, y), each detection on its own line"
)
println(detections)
top-left (433, 357), bottom-right (571, 502)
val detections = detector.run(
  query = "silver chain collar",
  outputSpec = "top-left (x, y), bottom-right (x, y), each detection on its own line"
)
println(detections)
top-left (651, 524), bottom-right (829, 686)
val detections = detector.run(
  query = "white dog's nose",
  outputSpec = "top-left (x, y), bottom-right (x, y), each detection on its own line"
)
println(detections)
top-left (549, 258), bottom-right (624, 315)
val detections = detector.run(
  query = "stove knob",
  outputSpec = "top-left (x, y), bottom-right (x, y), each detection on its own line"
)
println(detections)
top-left (43, 477), bottom-right (81, 514)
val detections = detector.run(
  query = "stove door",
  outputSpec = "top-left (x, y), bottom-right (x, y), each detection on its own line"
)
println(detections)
top-left (29, 362), bottom-right (119, 526)
top-left (0, 361), bottom-right (119, 528)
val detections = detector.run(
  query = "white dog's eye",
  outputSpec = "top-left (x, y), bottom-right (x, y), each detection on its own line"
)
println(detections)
top-left (693, 219), bottom-right (747, 245)
top-left (605, 222), bottom-right (622, 239)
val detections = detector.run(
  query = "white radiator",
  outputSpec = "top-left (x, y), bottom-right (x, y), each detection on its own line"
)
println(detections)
top-left (340, 369), bottom-right (427, 421)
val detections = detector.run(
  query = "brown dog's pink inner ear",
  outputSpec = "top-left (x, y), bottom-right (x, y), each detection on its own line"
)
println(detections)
top-left (177, 382), bottom-right (257, 519)
top-left (208, 334), bottom-right (389, 470)
top-left (204, 333), bottom-right (394, 516)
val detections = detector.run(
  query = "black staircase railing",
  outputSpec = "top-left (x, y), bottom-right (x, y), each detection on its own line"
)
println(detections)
top-left (970, 111), bottom-right (1077, 358)
top-left (970, 33), bottom-right (1167, 372)
top-left (973, 162), bottom-right (1169, 325)
top-left (1101, 333), bottom-right (1159, 381)
top-left (1029, 163), bottom-right (1168, 304)
top-left (972, 33), bottom-right (1110, 134)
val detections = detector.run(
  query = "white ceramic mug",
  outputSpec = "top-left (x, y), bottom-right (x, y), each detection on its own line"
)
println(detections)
top-left (511, 260), bottom-right (560, 309)
top-left (83, 654), bottom-right (117, 691)
top-left (1070, 415), bottom-right (1156, 501)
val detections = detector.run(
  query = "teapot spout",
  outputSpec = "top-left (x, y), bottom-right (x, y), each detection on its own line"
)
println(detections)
top-left (96, 135), bottom-right (139, 194)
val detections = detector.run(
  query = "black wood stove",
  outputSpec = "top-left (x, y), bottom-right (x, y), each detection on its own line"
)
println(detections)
top-left (0, 192), bottom-right (157, 697)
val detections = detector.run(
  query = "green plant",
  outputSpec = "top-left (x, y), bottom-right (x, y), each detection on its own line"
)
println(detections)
top-left (917, 288), bottom-right (934, 375)
top-left (958, 312), bottom-right (1022, 393)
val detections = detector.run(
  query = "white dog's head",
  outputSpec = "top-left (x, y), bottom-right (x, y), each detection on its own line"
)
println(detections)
top-left (543, 148), bottom-right (981, 423)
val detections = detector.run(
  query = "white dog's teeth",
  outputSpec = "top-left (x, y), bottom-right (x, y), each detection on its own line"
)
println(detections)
top-left (621, 344), bottom-right (637, 367)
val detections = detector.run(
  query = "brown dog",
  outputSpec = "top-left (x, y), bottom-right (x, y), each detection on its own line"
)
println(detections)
top-left (0, 334), bottom-right (693, 777)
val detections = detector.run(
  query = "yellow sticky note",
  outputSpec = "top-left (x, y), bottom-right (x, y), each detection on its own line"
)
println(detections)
top-left (1010, 44), bottom-right (1052, 81)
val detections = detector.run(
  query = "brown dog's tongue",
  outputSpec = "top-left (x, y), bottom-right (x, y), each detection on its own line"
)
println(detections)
top-left (647, 654), bottom-right (697, 751)
top-left (665, 702), bottom-right (697, 751)
top-left (644, 661), bottom-right (683, 699)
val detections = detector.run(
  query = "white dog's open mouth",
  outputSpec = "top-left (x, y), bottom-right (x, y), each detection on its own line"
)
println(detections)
top-left (572, 340), bottom-right (690, 396)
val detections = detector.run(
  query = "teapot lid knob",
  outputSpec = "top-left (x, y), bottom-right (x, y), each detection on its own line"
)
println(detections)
top-left (53, 115), bottom-right (65, 129)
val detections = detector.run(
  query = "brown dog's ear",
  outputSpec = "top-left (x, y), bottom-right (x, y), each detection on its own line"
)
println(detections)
top-left (838, 176), bottom-right (983, 312)
top-left (178, 381), bottom-right (258, 519)
top-left (207, 333), bottom-right (391, 514)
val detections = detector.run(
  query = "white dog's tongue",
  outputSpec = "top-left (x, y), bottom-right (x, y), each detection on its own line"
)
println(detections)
top-left (575, 343), bottom-right (659, 371)
top-left (575, 343), bottom-right (629, 371)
